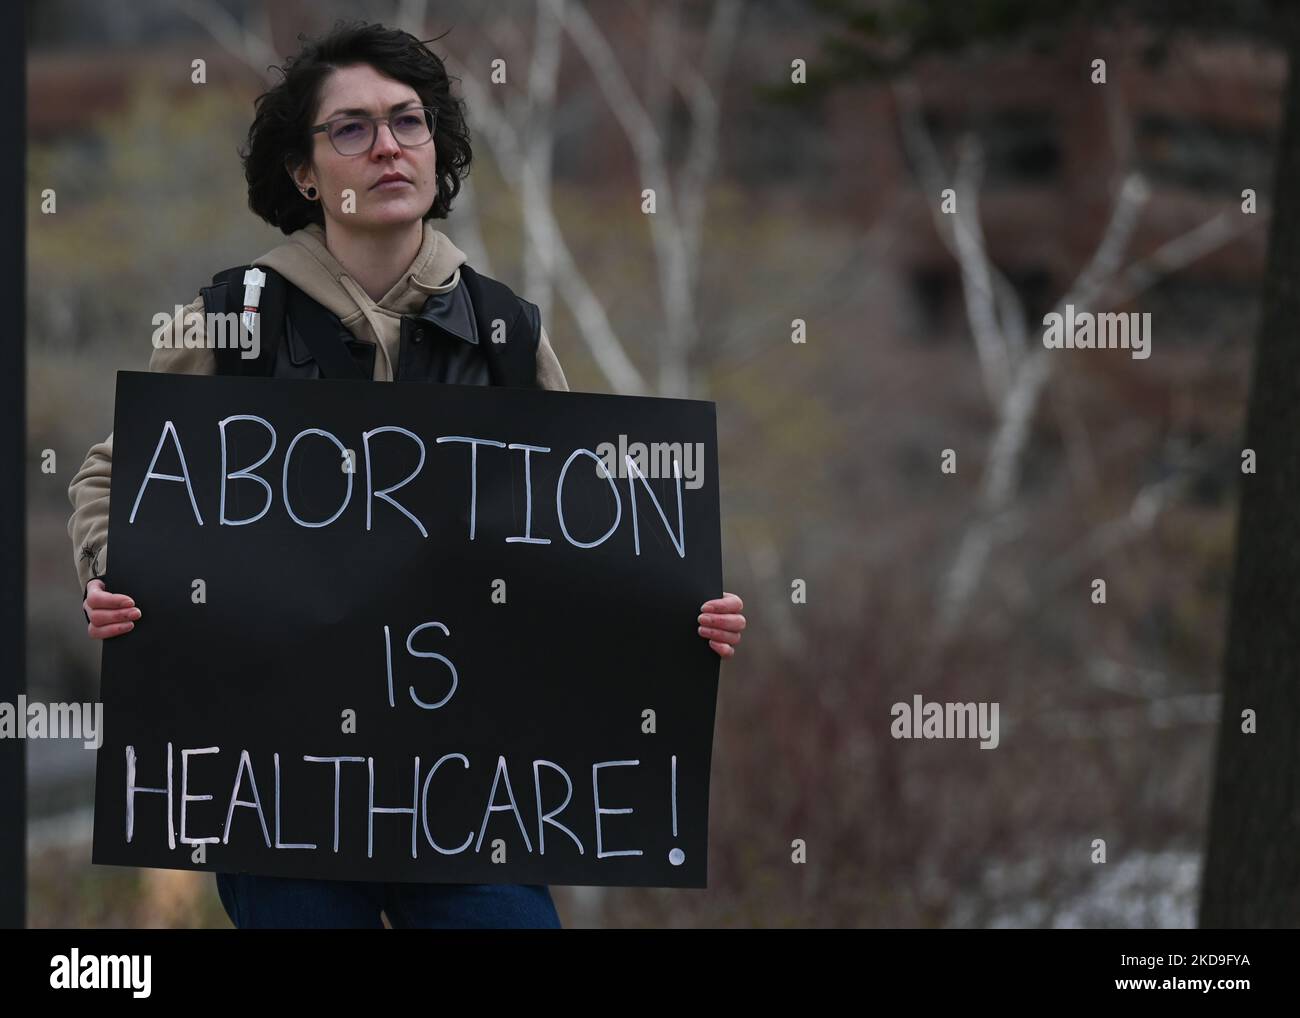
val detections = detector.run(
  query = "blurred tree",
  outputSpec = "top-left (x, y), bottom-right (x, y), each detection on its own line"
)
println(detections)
top-left (1199, 6), bottom-right (1300, 928)
top-left (783, 0), bottom-right (1300, 926)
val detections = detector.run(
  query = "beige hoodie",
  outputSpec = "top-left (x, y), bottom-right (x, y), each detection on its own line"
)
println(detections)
top-left (67, 221), bottom-right (570, 595)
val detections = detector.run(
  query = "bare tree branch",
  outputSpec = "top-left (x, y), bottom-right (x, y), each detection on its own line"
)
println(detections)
top-left (450, 46), bottom-right (650, 393)
top-left (520, 0), bottom-right (564, 308)
top-left (1056, 173), bottom-right (1151, 311)
top-left (1037, 473), bottom-right (1189, 598)
top-left (544, 0), bottom-right (743, 397)
top-left (921, 100), bottom-right (1254, 652)
top-left (930, 169), bottom-right (1150, 644)
top-left (676, 0), bottom-right (744, 278)
top-left (544, 0), bottom-right (688, 392)
top-left (1100, 209), bottom-right (1254, 308)
top-left (893, 80), bottom-right (1019, 405)
top-left (174, 0), bottom-right (280, 83)
top-left (643, 0), bottom-right (682, 133)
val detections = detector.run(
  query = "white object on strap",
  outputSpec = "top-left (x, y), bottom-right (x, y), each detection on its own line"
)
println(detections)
top-left (241, 267), bottom-right (267, 336)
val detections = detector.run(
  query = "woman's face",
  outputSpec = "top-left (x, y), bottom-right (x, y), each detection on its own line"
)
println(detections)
top-left (290, 63), bottom-right (438, 232)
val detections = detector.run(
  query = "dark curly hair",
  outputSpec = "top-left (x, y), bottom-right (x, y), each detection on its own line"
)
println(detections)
top-left (241, 20), bottom-right (471, 234)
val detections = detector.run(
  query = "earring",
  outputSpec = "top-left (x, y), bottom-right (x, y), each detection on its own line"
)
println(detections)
top-left (305, 186), bottom-right (318, 199)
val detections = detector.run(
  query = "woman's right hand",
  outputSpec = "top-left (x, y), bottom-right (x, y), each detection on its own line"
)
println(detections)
top-left (84, 578), bottom-right (141, 639)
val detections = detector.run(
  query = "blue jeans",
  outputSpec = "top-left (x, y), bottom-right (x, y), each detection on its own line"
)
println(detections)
top-left (215, 872), bottom-right (562, 929)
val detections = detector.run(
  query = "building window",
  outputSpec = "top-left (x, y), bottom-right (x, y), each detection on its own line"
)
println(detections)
top-left (1137, 114), bottom-right (1274, 194)
top-left (912, 108), bottom-right (1061, 188)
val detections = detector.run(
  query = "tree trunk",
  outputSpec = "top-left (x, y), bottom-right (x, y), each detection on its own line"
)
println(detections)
top-left (1200, 6), bottom-right (1300, 927)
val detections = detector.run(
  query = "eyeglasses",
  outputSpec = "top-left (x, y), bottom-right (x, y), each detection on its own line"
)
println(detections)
top-left (309, 106), bottom-right (437, 156)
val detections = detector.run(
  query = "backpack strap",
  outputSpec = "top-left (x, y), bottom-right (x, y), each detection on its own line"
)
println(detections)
top-left (457, 263), bottom-right (541, 389)
top-left (202, 265), bottom-right (287, 377)
top-left (203, 262), bottom-right (540, 385)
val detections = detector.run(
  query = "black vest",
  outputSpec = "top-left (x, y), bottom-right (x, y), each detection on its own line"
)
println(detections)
top-left (200, 262), bottom-right (541, 388)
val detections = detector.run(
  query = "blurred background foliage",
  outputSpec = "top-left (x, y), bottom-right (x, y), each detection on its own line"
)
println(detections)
top-left (25, 0), bottom-right (1269, 926)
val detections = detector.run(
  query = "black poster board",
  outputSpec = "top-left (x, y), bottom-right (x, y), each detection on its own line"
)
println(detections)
top-left (91, 371), bottom-right (722, 888)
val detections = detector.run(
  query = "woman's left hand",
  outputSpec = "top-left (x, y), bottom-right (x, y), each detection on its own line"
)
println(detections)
top-left (698, 592), bottom-right (745, 659)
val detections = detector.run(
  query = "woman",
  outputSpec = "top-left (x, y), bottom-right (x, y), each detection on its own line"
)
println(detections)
top-left (66, 20), bottom-right (746, 929)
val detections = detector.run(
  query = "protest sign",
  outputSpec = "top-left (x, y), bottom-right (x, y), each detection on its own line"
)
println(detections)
top-left (91, 371), bottom-right (722, 887)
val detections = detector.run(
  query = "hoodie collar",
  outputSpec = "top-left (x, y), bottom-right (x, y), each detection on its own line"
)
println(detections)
top-left (252, 220), bottom-right (468, 323)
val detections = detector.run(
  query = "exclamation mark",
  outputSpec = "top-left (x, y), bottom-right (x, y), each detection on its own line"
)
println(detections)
top-left (668, 753), bottom-right (685, 866)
